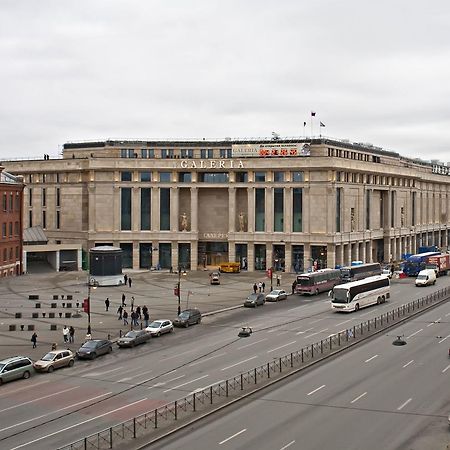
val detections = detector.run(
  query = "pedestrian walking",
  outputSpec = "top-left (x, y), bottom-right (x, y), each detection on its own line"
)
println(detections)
top-left (142, 305), bottom-right (148, 317)
top-left (143, 310), bottom-right (149, 328)
top-left (136, 305), bottom-right (141, 320)
top-left (63, 325), bottom-right (69, 343)
top-left (276, 275), bottom-right (281, 287)
top-left (131, 296), bottom-right (135, 311)
top-left (124, 273), bottom-right (128, 285)
top-left (31, 332), bottom-right (37, 348)
top-left (105, 297), bottom-right (110, 311)
top-left (128, 277), bottom-right (132, 288)
top-left (123, 310), bottom-right (128, 325)
top-left (262, 282), bottom-right (265, 292)
top-left (253, 283), bottom-right (257, 294)
top-left (69, 326), bottom-right (75, 343)
top-left (121, 293), bottom-right (126, 307)
top-left (258, 281), bottom-right (262, 293)
top-left (131, 310), bottom-right (139, 326)
top-left (292, 280), bottom-right (297, 295)
top-left (117, 305), bottom-right (123, 320)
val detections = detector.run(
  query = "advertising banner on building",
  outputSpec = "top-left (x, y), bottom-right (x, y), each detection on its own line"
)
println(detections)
top-left (232, 143), bottom-right (310, 158)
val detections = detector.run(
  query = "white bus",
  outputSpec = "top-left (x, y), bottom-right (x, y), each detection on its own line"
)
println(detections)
top-left (330, 275), bottom-right (390, 312)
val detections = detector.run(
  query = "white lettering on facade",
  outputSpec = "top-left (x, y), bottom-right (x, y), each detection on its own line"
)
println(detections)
top-left (200, 232), bottom-right (229, 240)
top-left (178, 160), bottom-right (244, 169)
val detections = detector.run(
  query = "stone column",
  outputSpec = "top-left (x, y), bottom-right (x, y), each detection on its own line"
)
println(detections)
top-left (191, 242), bottom-right (198, 271)
top-left (285, 188), bottom-right (292, 233)
top-left (152, 188), bottom-right (160, 231)
top-left (229, 242), bottom-right (236, 263)
top-left (171, 242), bottom-right (179, 270)
top-left (266, 187), bottom-right (273, 232)
top-left (132, 241), bottom-right (139, 269)
top-left (228, 187), bottom-right (236, 232)
top-left (113, 186), bottom-right (120, 232)
top-left (152, 241), bottom-right (160, 269)
top-left (360, 241), bottom-right (366, 263)
top-left (304, 244), bottom-right (311, 271)
top-left (327, 243), bottom-right (336, 269)
top-left (191, 187), bottom-right (198, 232)
top-left (171, 187), bottom-right (179, 232)
top-left (285, 244), bottom-right (292, 273)
top-left (132, 187), bottom-right (139, 232)
top-left (247, 187), bottom-right (255, 233)
top-left (247, 243), bottom-right (255, 271)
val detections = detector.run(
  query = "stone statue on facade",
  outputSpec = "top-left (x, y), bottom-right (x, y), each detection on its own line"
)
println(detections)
top-left (238, 212), bottom-right (246, 232)
top-left (180, 212), bottom-right (188, 231)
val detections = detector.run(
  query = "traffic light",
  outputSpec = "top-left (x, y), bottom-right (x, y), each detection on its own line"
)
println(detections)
top-left (83, 298), bottom-right (90, 313)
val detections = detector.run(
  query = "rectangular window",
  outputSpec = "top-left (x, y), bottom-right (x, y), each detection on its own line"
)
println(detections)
top-left (293, 188), bottom-right (303, 232)
top-left (181, 149), bottom-right (193, 158)
top-left (292, 171), bottom-right (304, 182)
top-left (56, 210), bottom-right (60, 229)
top-left (254, 172), bottom-right (266, 182)
top-left (121, 171), bottom-right (132, 182)
top-left (56, 173), bottom-right (60, 183)
top-left (235, 172), bottom-right (248, 182)
top-left (128, 149), bottom-right (135, 158)
top-left (219, 149), bottom-right (232, 158)
top-left (9, 193), bottom-right (13, 211)
top-left (15, 246), bottom-right (19, 259)
top-left (120, 149), bottom-right (127, 158)
top-left (9, 222), bottom-right (12, 236)
top-left (199, 173), bottom-right (229, 183)
top-left (3, 248), bottom-right (6, 261)
top-left (121, 188), bottom-right (132, 230)
top-left (29, 210), bottom-right (32, 227)
top-left (365, 190), bottom-right (370, 230)
top-left (2, 223), bottom-right (6, 238)
top-left (160, 188), bottom-right (170, 231)
top-left (3, 193), bottom-right (6, 211)
top-left (159, 172), bottom-right (171, 182)
top-left (120, 243), bottom-right (133, 268)
top-left (42, 173), bottom-right (46, 183)
top-left (14, 221), bottom-right (19, 235)
top-left (140, 172), bottom-right (152, 182)
top-left (15, 192), bottom-right (20, 210)
top-left (56, 188), bottom-right (60, 207)
top-left (200, 149), bottom-right (214, 159)
top-left (42, 210), bottom-right (46, 229)
top-left (336, 188), bottom-right (341, 232)
top-left (141, 148), bottom-right (154, 158)
top-left (42, 188), bottom-right (46, 207)
top-left (255, 188), bottom-right (265, 231)
top-left (178, 172), bottom-right (192, 182)
top-left (161, 149), bottom-right (174, 159)
top-left (274, 172), bottom-right (285, 182)
top-left (274, 188), bottom-right (284, 232)
top-left (391, 191), bottom-right (395, 228)
top-left (141, 188), bottom-right (151, 230)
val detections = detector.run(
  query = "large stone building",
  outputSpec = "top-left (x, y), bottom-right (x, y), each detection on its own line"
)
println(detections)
top-left (2, 138), bottom-right (450, 272)
top-left (0, 167), bottom-right (24, 277)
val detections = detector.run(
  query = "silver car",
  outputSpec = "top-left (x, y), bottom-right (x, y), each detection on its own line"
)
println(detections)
top-left (33, 350), bottom-right (75, 372)
top-left (265, 289), bottom-right (288, 302)
top-left (145, 320), bottom-right (174, 337)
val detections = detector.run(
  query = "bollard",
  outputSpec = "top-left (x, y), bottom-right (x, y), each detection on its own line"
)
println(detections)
top-left (20, 324), bottom-right (24, 331)
top-left (62, 303), bottom-right (65, 308)
top-left (59, 312), bottom-right (63, 318)
top-left (76, 302), bottom-right (80, 308)
top-left (42, 312), bottom-right (46, 318)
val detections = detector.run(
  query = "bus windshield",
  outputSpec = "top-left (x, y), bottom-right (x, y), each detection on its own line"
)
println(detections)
top-left (297, 276), bottom-right (311, 286)
top-left (332, 289), bottom-right (348, 303)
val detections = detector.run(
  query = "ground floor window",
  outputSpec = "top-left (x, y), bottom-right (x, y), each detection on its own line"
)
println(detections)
top-left (254, 244), bottom-right (266, 270)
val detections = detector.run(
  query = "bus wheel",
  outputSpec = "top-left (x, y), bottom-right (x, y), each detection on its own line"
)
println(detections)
top-left (315, 289), bottom-right (319, 295)
top-left (377, 297), bottom-right (381, 305)
top-left (355, 303), bottom-right (360, 311)
top-left (382, 296), bottom-right (386, 303)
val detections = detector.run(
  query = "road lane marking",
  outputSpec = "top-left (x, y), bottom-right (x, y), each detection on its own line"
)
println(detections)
top-left (406, 329), bottom-right (423, 339)
top-left (296, 327), bottom-right (314, 335)
top-left (442, 364), bottom-right (450, 373)
top-left (335, 319), bottom-right (352, 326)
top-left (305, 328), bottom-right (328, 339)
top-left (427, 317), bottom-right (441, 327)
top-left (219, 428), bottom-right (247, 445)
top-left (10, 398), bottom-right (148, 450)
top-left (403, 360), bottom-right (414, 368)
top-left (307, 384), bottom-right (325, 396)
top-left (360, 309), bottom-right (377, 317)
top-left (118, 369), bottom-right (153, 382)
top-left (0, 386), bottom-right (78, 413)
top-left (189, 353), bottom-right (226, 366)
top-left (190, 380), bottom-right (225, 395)
top-left (350, 392), bottom-right (367, 404)
top-left (237, 338), bottom-right (267, 349)
top-left (160, 348), bottom-right (198, 361)
top-left (83, 366), bottom-right (124, 377)
top-left (397, 398), bottom-right (412, 410)
top-left (267, 341), bottom-right (297, 353)
top-left (438, 334), bottom-right (450, 343)
top-left (276, 331), bottom-right (290, 336)
top-left (163, 375), bottom-right (209, 393)
top-left (0, 380), bottom-right (50, 398)
top-left (147, 374), bottom-right (185, 389)
top-left (166, 374), bottom-right (186, 383)
top-left (365, 354), bottom-right (378, 363)
top-left (221, 356), bottom-right (258, 371)
top-left (309, 318), bottom-right (325, 324)
top-left (279, 440), bottom-right (296, 450)
top-left (0, 392), bottom-right (112, 433)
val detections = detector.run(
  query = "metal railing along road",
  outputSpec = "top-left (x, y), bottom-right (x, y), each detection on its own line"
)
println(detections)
top-left (58, 287), bottom-right (450, 450)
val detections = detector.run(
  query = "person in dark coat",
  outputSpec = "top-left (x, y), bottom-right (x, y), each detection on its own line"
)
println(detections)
top-left (123, 310), bottom-right (128, 325)
top-left (253, 283), bottom-right (258, 294)
top-left (124, 274), bottom-right (128, 285)
top-left (128, 277), bottom-right (132, 288)
top-left (117, 305), bottom-right (123, 320)
top-left (105, 297), bottom-right (110, 311)
top-left (121, 293), bottom-right (126, 307)
top-left (31, 332), bottom-right (37, 348)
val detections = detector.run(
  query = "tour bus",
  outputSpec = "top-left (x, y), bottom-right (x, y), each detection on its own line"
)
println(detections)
top-left (218, 262), bottom-right (241, 273)
top-left (340, 262), bottom-right (381, 283)
top-left (330, 275), bottom-right (390, 312)
top-left (296, 269), bottom-right (342, 295)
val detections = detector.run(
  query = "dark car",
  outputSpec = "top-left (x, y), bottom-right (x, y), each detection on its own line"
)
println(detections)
top-left (265, 289), bottom-right (288, 302)
top-left (173, 308), bottom-right (202, 328)
top-left (244, 293), bottom-right (265, 308)
top-left (76, 339), bottom-right (113, 359)
top-left (117, 330), bottom-right (152, 348)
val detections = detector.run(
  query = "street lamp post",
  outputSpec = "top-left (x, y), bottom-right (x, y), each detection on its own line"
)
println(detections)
top-left (85, 277), bottom-right (98, 336)
top-left (177, 266), bottom-right (187, 315)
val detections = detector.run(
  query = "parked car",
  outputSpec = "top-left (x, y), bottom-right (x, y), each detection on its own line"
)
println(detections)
top-left (76, 339), bottom-right (113, 359)
top-left (244, 293), bottom-right (265, 308)
top-left (117, 330), bottom-right (152, 348)
top-left (265, 289), bottom-right (288, 302)
top-left (381, 268), bottom-right (393, 279)
top-left (173, 309), bottom-right (202, 328)
top-left (0, 356), bottom-right (34, 385)
top-left (210, 272), bottom-right (221, 285)
top-left (33, 349), bottom-right (75, 372)
top-left (145, 320), bottom-right (174, 336)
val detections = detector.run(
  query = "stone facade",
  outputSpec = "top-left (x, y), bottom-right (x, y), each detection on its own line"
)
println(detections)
top-left (2, 138), bottom-right (450, 272)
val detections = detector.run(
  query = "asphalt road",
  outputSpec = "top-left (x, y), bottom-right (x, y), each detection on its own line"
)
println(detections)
top-left (0, 275), bottom-right (449, 449)
top-left (149, 301), bottom-right (450, 450)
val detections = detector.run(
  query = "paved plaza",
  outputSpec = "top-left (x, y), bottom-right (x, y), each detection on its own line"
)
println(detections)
top-left (0, 269), bottom-right (297, 361)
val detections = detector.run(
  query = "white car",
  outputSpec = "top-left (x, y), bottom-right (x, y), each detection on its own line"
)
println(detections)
top-left (145, 320), bottom-right (174, 337)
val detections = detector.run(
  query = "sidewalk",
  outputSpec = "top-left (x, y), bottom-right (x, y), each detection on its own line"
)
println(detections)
top-left (0, 269), bottom-right (297, 361)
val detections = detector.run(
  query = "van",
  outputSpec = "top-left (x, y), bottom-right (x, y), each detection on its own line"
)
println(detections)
top-left (173, 308), bottom-right (202, 328)
top-left (415, 269), bottom-right (437, 287)
top-left (0, 356), bottom-right (34, 385)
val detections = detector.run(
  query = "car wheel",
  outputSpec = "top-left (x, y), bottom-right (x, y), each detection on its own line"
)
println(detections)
top-left (355, 303), bottom-right (360, 312)
top-left (0, 378), bottom-right (3, 385)
top-left (157, 332), bottom-right (161, 337)
top-left (170, 327), bottom-right (174, 333)
top-left (197, 318), bottom-right (201, 324)
top-left (23, 371), bottom-right (30, 379)
top-left (68, 359), bottom-right (74, 367)
top-left (315, 289), bottom-right (319, 295)
top-left (185, 322), bottom-right (189, 328)
top-left (47, 366), bottom-right (54, 373)
top-left (91, 353), bottom-right (97, 359)
top-left (108, 346), bottom-right (113, 353)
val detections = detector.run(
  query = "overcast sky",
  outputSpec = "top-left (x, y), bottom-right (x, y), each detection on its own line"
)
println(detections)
top-left (1, 0), bottom-right (449, 162)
